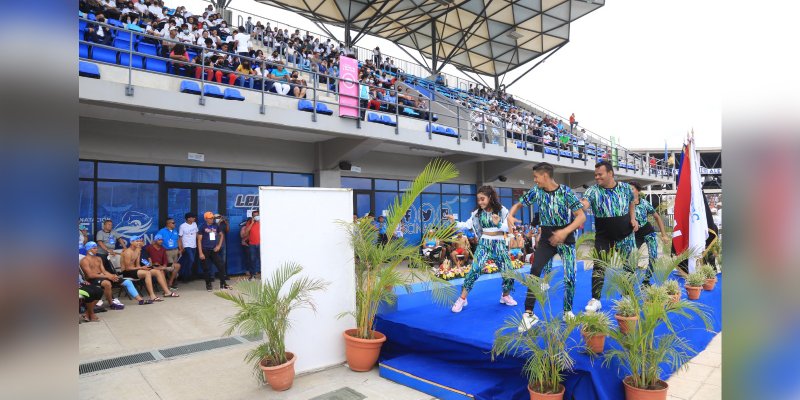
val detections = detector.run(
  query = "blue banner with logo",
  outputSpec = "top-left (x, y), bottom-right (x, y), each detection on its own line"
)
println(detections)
top-left (96, 182), bottom-right (159, 246)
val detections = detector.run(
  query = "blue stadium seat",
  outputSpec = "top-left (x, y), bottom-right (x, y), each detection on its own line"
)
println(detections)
top-left (401, 107), bottom-right (419, 117)
top-left (115, 31), bottom-right (135, 42)
top-left (223, 88), bottom-right (245, 101)
top-left (179, 80), bottom-right (201, 95)
top-left (119, 53), bottom-right (144, 68)
top-left (145, 58), bottom-right (167, 73)
top-left (431, 114), bottom-right (438, 122)
top-left (544, 147), bottom-right (559, 156)
top-left (367, 113), bottom-right (382, 124)
top-left (78, 61), bottom-right (100, 78)
top-left (113, 39), bottom-right (131, 51)
top-left (79, 20), bottom-right (87, 32)
top-left (381, 115), bottom-right (397, 126)
top-left (203, 84), bottom-right (224, 98)
top-left (297, 100), bottom-right (314, 112)
top-left (107, 19), bottom-right (123, 27)
top-left (138, 43), bottom-right (157, 56)
top-left (444, 127), bottom-right (457, 136)
top-left (87, 13), bottom-right (96, 21)
top-left (90, 46), bottom-right (118, 64)
top-left (316, 103), bottom-right (333, 115)
top-left (79, 43), bottom-right (90, 58)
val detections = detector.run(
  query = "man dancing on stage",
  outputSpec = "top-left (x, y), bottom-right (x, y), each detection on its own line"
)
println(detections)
top-left (580, 160), bottom-right (639, 312)
top-left (508, 163), bottom-right (586, 330)
top-left (630, 181), bottom-right (669, 285)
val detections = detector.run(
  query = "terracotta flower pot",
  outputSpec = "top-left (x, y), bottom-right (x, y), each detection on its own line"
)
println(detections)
top-left (702, 277), bottom-right (717, 291)
top-left (343, 329), bottom-right (386, 372)
top-left (685, 285), bottom-right (702, 300)
top-left (581, 330), bottom-right (606, 353)
top-left (528, 383), bottom-right (565, 400)
top-left (615, 314), bottom-right (639, 335)
top-left (623, 376), bottom-right (668, 400)
top-left (259, 352), bottom-right (296, 391)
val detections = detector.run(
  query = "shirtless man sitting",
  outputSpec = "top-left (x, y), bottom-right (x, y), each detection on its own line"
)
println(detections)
top-left (80, 241), bottom-right (145, 308)
top-left (121, 236), bottom-right (179, 302)
top-left (508, 230), bottom-right (525, 261)
top-left (450, 230), bottom-right (471, 267)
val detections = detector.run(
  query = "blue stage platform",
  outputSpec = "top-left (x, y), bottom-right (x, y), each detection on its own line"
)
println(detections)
top-left (376, 263), bottom-right (722, 400)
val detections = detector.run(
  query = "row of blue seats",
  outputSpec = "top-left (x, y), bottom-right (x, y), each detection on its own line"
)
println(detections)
top-left (81, 43), bottom-right (168, 72)
top-left (297, 100), bottom-right (333, 115)
top-left (426, 124), bottom-right (457, 137)
top-left (367, 113), bottom-right (397, 127)
top-left (179, 81), bottom-right (245, 101)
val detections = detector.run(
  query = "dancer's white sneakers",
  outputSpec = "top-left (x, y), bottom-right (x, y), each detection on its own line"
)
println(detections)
top-left (584, 298), bottom-right (602, 313)
top-left (518, 312), bottom-right (539, 332)
top-left (451, 297), bottom-right (468, 313)
top-left (499, 295), bottom-right (518, 306)
top-left (563, 311), bottom-right (576, 322)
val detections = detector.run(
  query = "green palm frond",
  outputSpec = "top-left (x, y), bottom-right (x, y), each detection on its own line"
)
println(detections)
top-left (341, 159), bottom-right (460, 339)
top-left (215, 263), bottom-right (329, 383)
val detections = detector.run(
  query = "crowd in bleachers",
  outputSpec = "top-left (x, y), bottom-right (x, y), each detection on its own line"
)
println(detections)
top-left (78, 1), bottom-right (659, 171)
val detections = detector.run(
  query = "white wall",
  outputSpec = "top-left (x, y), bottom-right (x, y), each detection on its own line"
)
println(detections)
top-left (258, 187), bottom-right (355, 373)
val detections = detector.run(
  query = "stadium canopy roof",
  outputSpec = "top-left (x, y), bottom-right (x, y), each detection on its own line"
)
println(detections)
top-left (257, 0), bottom-right (604, 79)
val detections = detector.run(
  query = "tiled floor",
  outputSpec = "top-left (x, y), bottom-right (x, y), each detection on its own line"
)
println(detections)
top-left (667, 333), bottom-right (722, 400)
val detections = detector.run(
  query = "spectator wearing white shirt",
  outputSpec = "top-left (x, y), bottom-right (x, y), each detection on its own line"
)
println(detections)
top-left (178, 212), bottom-right (199, 282)
top-left (147, 2), bottom-right (164, 20)
top-left (234, 27), bottom-right (251, 57)
top-left (196, 30), bottom-right (214, 48)
top-left (177, 24), bottom-right (193, 43)
top-left (134, 0), bottom-right (148, 14)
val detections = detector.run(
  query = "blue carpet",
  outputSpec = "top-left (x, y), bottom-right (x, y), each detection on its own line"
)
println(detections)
top-left (375, 265), bottom-right (722, 400)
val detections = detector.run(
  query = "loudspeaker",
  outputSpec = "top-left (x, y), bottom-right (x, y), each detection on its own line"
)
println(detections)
top-left (498, 175), bottom-right (508, 182)
top-left (338, 161), bottom-right (352, 171)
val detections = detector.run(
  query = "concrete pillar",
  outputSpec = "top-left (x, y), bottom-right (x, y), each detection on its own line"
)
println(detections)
top-left (315, 169), bottom-right (341, 188)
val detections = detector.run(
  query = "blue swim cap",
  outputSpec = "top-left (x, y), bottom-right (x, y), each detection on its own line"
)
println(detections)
top-left (84, 241), bottom-right (98, 251)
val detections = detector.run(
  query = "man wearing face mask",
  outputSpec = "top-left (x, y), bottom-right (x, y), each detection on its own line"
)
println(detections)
top-left (243, 210), bottom-right (261, 280)
top-left (177, 23), bottom-right (193, 43)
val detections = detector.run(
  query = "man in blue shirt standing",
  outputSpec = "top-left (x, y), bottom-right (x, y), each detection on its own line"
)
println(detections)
top-left (375, 215), bottom-right (388, 245)
top-left (156, 218), bottom-right (181, 289)
top-left (197, 211), bottom-right (230, 292)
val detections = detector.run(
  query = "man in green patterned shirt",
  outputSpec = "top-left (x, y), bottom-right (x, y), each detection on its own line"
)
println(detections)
top-left (508, 162), bottom-right (586, 330)
top-left (580, 160), bottom-right (639, 313)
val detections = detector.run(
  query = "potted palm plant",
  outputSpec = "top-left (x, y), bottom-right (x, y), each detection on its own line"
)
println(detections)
top-left (215, 263), bottom-right (329, 391)
top-left (663, 280), bottom-right (681, 304)
top-left (612, 296), bottom-right (638, 335)
top-left (579, 311), bottom-right (611, 354)
top-left (492, 271), bottom-right (581, 400)
top-left (340, 159), bottom-right (459, 371)
top-left (698, 264), bottom-right (717, 291)
top-left (684, 272), bottom-right (705, 300)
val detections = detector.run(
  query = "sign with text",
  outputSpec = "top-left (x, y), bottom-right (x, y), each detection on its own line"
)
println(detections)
top-left (338, 56), bottom-right (359, 119)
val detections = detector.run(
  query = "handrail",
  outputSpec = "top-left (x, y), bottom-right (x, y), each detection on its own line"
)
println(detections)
top-left (78, 16), bottom-right (675, 180)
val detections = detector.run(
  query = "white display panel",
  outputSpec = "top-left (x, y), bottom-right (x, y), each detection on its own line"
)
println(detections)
top-left (259, 187), bottom-right (355, 373)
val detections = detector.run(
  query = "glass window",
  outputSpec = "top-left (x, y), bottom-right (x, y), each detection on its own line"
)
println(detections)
top-left (441, 183), bottom-right (460, 194)
top-left (341, 177), bottom-right (372, 190)
top-left (374, 179), bottom-right (397, 191)
top-left (422, 183), bottom-right (441, 193)
top-left (97, 162), bottom-right (158, 181)
top-left (225, 186), bottom-right (260, 275)
top-left (165, 166), bottom-right (222, 183)
top-left (399, 180), bottom-right (412, 191)
top-left (226, 170), bottom-right (271, 186)
top-left (460, 184), bottom-right (476, 194)
top-left (79, 161), bottom-right (94, 179)
top-left (498, 187), bottom-right (512, 197)
top-left (273, 173), bottom-right (313, 187)
top-left (79, 180), bottom-right (94, 234)
top-left (96, 181), bottom-right (159, 244)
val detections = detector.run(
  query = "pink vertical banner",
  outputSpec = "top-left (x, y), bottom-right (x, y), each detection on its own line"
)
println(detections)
top-left (338, 56), bottom-right (359, 119)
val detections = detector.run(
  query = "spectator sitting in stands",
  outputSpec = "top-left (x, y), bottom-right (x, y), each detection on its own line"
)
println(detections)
top-left (161, 26), bottom-right (179, 57)
top-left (397, 87), bottom-right (415, 107)
top-left (383, 89), bottom-right (398, 113)
top-left (169, 43), bottom-right (192, 77)
top-left (177, 23), bottom-right (193, 43)
top-left (420, 229), bottom-right (443, 260)
top-left (230, 59), bottom-right (256, 88)
top-left (269, 62), bottom-right (292, 95)
top-left (80, 241), bottom-right (144, 308)
top-left (289, 70), bottom-right (308, 98)
top-left (193, 38), bottom-right (218, 81)
top-left (85, 14), bottom-right (112, 45)
top-left (121, 236), bottom-right (177, 301)
top-left (144, 235), bottom-right (181, 291)
top-left (417, 94), bottom-right (429, 119)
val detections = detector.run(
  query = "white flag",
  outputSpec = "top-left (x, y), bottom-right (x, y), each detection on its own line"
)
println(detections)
top-left (687, 138), bottom-right (709, 273)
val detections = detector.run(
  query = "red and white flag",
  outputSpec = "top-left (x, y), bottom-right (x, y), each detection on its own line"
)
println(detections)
top-left (672, 135), bottom-right (708, 272)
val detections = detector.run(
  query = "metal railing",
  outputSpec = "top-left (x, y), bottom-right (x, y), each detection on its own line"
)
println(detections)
top-left (78, 16), bottom-right (675, 180)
